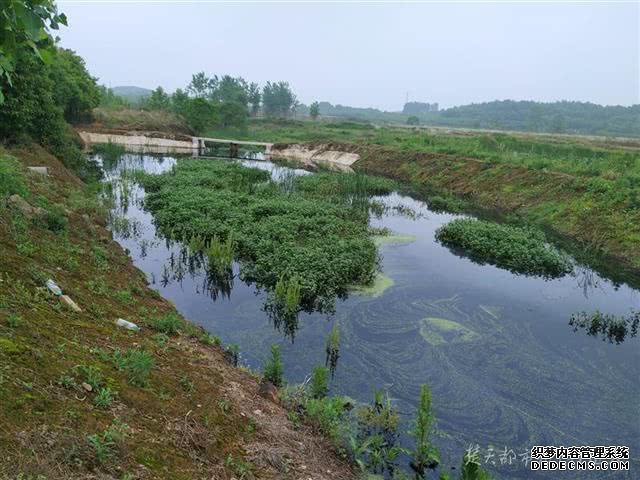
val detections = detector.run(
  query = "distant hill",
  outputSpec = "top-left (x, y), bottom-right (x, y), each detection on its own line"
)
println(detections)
top-left (112, 86), bottom-right (152, 103)
top-left (312, 100), bottom-right (639, 138)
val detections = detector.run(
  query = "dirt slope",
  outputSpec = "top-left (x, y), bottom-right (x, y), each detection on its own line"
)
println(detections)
top-left (0, 144), bottom-right (355, 480)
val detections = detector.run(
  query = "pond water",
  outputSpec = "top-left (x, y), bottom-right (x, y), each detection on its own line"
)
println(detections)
top-left (101, 152), bottom-right (639, 479)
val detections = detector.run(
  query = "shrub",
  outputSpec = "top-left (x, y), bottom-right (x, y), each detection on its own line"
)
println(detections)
top-left (303, 396), bottom-right (350, 443)
top-left (263, 344), bottom-right (284, 388)
top-left (41, 205), bottom-right (67, 232)
top-left (149, 312), bottom-right (182, 335)
top-left (435, 218), bottom-right (572, 277)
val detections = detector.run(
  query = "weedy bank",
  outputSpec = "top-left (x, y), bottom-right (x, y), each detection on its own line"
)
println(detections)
top-left (0, 145), bottom-right (356, 479)
top-left (206, 119), bottom-right (640, 277)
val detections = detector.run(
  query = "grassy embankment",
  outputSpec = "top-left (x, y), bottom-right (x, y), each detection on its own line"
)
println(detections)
top-left (205, 118), bottom-right (640, 281)
top-left (0, 145), bottom-right (355, 479)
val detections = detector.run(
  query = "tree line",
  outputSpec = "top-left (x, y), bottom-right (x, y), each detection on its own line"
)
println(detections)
top-left (312, 99), bottom-right (640, 137)
top-left (103, 73), bottom-right (299, 134)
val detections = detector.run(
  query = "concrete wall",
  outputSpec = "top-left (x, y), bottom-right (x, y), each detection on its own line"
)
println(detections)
top-left (270, 144), bottom-right (359, 172)
top-left (78, 131), bottom-right (195, 155)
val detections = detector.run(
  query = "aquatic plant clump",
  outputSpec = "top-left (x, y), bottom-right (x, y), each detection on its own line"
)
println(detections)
top-left (435, 218), bottom-right (572, 277)
top-left (140, 160), bottom-right (381, 311)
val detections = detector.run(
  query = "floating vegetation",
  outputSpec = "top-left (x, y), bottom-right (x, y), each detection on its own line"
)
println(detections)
top-left (373, 232), bottom-right (417, 247)
top-left (350, 272), bottom-right (394, 298)
top-left (569, 310), bottom-right (639, 344)
top-left (140, 160), bottom-right (380, 312)
top-left (435, 218), bottom-right (573, 277)
top-left (419, 317), bottom-right (480, 346)
top-left (325, 323), bottom-right (340, 377)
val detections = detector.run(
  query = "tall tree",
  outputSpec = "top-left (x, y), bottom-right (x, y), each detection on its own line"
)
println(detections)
top-left (47, 48), bottom-right (100, 122)
top-left (248, 82), bottom-right (261, 116)
top-left (144, 86), bottom-right (171, 111)
top-left (187, 71), bottom-right (217, 98)
top-left (262, 81), bottom-right (297, 118)
top-left (309, 101), bottom-right (320, 120)
top-left (0, 0), bottom-right (67, 103)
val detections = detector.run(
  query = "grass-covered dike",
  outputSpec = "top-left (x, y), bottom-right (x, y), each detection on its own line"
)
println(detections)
top-left (435, 218), bottom-right (573, 277)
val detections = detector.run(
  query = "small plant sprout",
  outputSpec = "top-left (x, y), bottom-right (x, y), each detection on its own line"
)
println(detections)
top-left (310, 366), bottom-right (329, 399)
top-left (94, 387), bottom-right (115, 408)
top-left (263, 344), bottom-right (284, 388)
top-left (409, 385), bottom-right (440, 477)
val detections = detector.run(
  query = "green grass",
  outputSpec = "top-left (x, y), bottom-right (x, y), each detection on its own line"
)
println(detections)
top-left (435, 218), bottom-right (573, 277)
top-left (93, 387), bottom-right (115, 408)
top-left (113, 348), bottom-right (154, 387)
top-left (0, 153), bottom-right (27, 199)
top-left (209, 119), bottom-right (639, 179)
top-left (149, 312), bottom-right (182, 335)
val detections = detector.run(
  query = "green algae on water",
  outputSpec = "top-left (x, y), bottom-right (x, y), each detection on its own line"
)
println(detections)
top-left (419, 317), bottom-right (480, 346)
top-left (350, 272), bottom-right (395, 298)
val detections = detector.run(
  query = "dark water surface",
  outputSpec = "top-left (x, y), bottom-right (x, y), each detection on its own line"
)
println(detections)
top-left (102, 153), bottom-right (639, 479)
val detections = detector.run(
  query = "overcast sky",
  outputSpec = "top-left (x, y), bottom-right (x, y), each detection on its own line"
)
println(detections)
top-left (57, 1), bottom-right (639, 110)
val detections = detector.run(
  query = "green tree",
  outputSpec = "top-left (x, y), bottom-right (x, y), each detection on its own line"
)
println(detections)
top-left (248, 81), bottom-right (261, 116)
top-left (179, 97), bottom-right (219, 134)
top-left (187, 71), bottom-right (216, 98)
top-left (0, 48), bottom-right (96, 178)
top-left (309, 101), bottom-right (320, 120)
top-left (409, 385), bottom-right (439, 477)
top-left (47, 48), bottom-right (100, 122)
top-left (98, 86), bottom-right (129, 108)
top-left (0, 0), bottom-right (67, 103)
top-left (170, 87), bottom-right (189, 113)
top-left (407, 115), bottom-right (420, 126)
top-left (262, 81), bottom-right (297, 118)
top-left (144, 86), bottom-right (171, 111)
